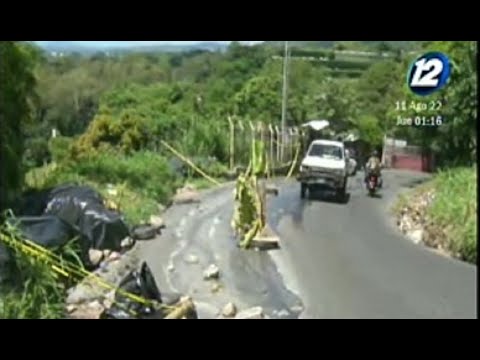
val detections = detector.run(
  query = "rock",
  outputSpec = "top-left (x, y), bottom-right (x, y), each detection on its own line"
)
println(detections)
top-left (102, 249), bottom-right (112, 258)
top-left (203, 264), bottom-right (220, 280)
top-left (108, 251), bottom-right (121, 261)
top-left (277, 309), bottom-right (290, 318)
top-left (88, 249), bottom-right (104, 266)
top-left (184, 254), bottom-right (199, 264)
top-left (149, 215), bottom-right (165, 229)
top-left (222, 302), bottom-right (237, 317)
top-left (211, 283), bottom-right (221, 293)
top-left (66, 304), bottom-right (77, 313)
top-left (88, 300), bottom-right (103, 310)
top-left (121, 237), bottom-right (135, 248)
top-left (103, 298), bottom-right (113, 309)
top-left (167, 264), bottom-right (175, 272)
top-left (183, 184), bottom-right (196, 191)
top-left (162, 292), bottom-right (181, 306)
top-left (173, 189), bottom-right (201, 204)
top-left (235, 306), bottom-right (264, 319)
top-left (105, 290), bottom-right (115, 301)
top-left (66, 283), bottom-right (103, 305)
top-left (69, 302), bottom-right (104, 319)
top-left (290, 305), bottom-right (303, 313)
top-left (409, 229), bottom-right (424, 244)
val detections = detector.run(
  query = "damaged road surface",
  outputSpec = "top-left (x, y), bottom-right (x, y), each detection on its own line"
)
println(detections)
top-left (137, 184), bottom-right (303, 319)
top-left (138, 170), bottom-right (476, 319)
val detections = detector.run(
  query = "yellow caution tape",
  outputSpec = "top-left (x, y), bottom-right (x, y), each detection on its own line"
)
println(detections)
top-left (0, 227), bottom-right (176, 318)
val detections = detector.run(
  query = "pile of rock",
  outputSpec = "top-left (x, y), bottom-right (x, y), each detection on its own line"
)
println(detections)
top-left (220, 303), bottom-right (266, 319)
top-left (66, 245), bottom-right (140, 319)
top-left (396, 189), bottom-right (452, 255)
top-left (397, 189), bottom-right (435, 245)
top-left (173, 184), bottom-right (201, 205)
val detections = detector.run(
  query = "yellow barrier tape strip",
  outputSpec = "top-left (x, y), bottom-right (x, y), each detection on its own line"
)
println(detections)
top-left (160, 141), bottom-right (221, 186)
top-left (286, 144), bottom-right (301, 180)
top-left (0, 231), bottom-right (176, 316)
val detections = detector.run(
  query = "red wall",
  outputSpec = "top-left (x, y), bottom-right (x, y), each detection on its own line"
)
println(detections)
top-left (392, 154), bottom-right (434, 172)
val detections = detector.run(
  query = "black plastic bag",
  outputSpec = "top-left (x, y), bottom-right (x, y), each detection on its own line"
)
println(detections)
top-left (100, 262), bottom-right (164, 319)
top-left (43, 185), bottom-right (130, 251)
top-left (0, 243), bottom-right (11, 285)
top-left (7, 215), bottom-right (91, 265)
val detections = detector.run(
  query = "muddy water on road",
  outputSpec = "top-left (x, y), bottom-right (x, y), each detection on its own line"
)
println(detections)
top-left (149, 185), bottom-right (304, 319)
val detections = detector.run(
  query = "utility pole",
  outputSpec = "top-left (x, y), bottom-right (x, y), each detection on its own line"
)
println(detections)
top-left (280, 41), bottom-right (289, 162)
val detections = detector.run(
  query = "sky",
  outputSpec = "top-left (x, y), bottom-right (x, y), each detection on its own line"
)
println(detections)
top-left (34, 41), bottom-right (264, 48)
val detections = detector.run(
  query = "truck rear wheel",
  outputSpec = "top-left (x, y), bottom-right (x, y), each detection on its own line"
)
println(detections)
top-left (300, 183), bottom-right (307, 199)
top-left (337, 178), bottom-right (347, 200)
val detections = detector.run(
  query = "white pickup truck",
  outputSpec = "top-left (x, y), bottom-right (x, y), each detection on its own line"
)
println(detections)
top-left (297, 139), bottom-right (355, 199)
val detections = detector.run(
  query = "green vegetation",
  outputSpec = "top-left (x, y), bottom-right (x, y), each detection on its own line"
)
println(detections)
top-left (0, 219), bottom-right (82, 319)
top-left (427, 168), bottom-right (477, 263)
top-left (0, 40), bottom-right (477, 317)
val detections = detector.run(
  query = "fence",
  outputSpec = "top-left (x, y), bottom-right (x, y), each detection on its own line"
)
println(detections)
top-left (227, 117), bottom-right (304, 174)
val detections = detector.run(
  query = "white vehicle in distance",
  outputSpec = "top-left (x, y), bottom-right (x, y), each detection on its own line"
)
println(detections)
top-left (297, 139), bottom-right (354, 199)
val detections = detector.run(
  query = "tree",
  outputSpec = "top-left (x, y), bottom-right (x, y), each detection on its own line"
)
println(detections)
top-left (0, 42), bottom-right (37, 209)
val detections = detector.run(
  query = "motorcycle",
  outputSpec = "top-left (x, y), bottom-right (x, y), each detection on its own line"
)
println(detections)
top-left (366, 173), bottom-right (378, 196)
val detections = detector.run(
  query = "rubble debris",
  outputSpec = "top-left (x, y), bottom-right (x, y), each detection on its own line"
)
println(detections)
top-left (235, 306), bottom-right (264, 319)
top-left (121, 236), bottom-right (135, 248)
top-left (203, 264), bottom-right (220, 280)
top-left (88, 249), bottom-right (104, 266)
top-left (277, 309), bottom-right (290, 318)
top-left (108, 251), bottom-right (121, 262)
top-left (222, 302), bottom-right (237, 318)
top-left (164, 296), bottom-right (197, 319)
top-left (66, 247), bottom-right (140, 305)
top-left (396, 188), bottom-right (453, 255)
top-left (290, 305), bottom-right (303, 313)
top-left (409, 229), bottom-right (424, 245)
top-left (100, 261), bottom-right (164, 319)
top-left (173, 186), bottom-right (201, 204)
top-left (149, 215), bottom-right (166, 230)
top-left (69, 303), bottom-right (105, 319)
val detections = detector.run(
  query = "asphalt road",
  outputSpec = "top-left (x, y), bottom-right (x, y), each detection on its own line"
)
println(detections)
top-left (269, 170), bottom-right (477, 319)
top-left (138, 170), bottom-right (477, 319)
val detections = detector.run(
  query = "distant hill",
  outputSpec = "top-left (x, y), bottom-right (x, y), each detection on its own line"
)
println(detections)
top-left (34, 41), bottom-right (229, 54)
top-left (263, 41), bottom-right (421, 51)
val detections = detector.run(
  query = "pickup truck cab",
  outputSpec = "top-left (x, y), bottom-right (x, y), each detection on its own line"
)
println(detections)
top-left (297, 139), bottom-right (350, 199)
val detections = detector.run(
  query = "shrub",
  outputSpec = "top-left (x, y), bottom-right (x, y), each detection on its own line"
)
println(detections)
top-left (48, 136), bottom-right (73, 163)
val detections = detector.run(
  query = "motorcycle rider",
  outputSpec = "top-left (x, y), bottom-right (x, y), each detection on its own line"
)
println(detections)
top-left (364, 150), bottom-right (382, 188)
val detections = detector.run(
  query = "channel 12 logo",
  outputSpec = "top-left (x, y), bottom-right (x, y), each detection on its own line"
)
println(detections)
top-left (407, 52), bottom-right (451, 96)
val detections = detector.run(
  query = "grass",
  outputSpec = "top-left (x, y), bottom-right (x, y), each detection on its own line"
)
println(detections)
top-left (24, 149), bottom-right (232, 224)
top-left (426, 167), bottom-right (477, 263)
top-left (0, 220), bottom-right (80, 319)
top-left (394, 166), bottom-right (477, 264)
top-left (25, 151), bottom-right (179, 225)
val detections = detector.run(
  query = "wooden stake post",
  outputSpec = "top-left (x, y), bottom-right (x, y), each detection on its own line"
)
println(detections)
top-left (228, 116), bottom-right (235, 171)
